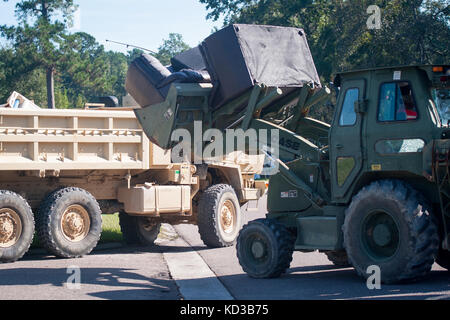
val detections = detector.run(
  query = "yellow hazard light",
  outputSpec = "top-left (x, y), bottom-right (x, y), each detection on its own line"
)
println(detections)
top-left (433, 66), bottom-right (444, 73)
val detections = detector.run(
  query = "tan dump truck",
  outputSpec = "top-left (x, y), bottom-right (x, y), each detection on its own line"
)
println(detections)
top-left (0, 92), bottom-right (265, 263)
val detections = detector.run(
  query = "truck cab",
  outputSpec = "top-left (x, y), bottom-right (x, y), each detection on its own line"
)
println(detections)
top-left (330, 65), bottom-right (450, 205)
top-left (239, 65), bottom-right (450, 283)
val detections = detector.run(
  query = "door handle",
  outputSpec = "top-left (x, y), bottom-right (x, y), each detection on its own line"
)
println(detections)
top-left (336, 144), bottom-right (343, 149)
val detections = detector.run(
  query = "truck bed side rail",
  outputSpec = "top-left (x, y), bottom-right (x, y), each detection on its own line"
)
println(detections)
top-left (0, 108), bottom-right (150, 171)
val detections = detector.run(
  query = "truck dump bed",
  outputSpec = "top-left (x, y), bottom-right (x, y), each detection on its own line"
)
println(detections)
top-left (0, 105), bottom-right (157, 171)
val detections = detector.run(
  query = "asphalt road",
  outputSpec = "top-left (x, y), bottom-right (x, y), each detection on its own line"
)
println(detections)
top-left (0, 195), bottom-right (449, 300)
top-left (174, 195), bottom-right (450, 300)
top-left (0, 243), bottom-right (180, 300)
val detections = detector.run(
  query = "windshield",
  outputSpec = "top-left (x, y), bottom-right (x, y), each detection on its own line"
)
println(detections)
top-left (432, 88), bottom-right (450, 126)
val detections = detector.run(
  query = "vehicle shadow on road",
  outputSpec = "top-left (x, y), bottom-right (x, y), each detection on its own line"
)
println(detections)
top-left (0, 266), bottom-right (180, 300)
top-left (23, 242), bottom-right (212, 261)
top-left (221, 264), bottom-right (450, 300)
top-left (16, 242), bottom-right (450, 300)
top-left (101, 244), bottom-right (450, 300)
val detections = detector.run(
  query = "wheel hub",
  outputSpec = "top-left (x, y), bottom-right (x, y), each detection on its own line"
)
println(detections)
top-left (363, 210), bottom-right (399, 260)
top-left (373, 224), bottom-right (392, 247)
top-left (220, 200), bottom-right (236, 234)
top-left (0, 217), bottom-right (14, 237)
top-left (61, 205), bottom-right (90, 242)
top-left (0, 209), bottom-right (22, 248)
top-left (66, 213), bottom-right (84, 233)
top-left (251, 240), bottom-right (266, 259)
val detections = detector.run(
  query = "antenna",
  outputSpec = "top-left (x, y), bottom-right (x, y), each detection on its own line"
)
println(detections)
top-left (105, 39), bottom-right (157, 55)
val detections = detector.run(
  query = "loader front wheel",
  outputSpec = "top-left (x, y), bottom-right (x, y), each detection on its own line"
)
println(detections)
top-left (324, 250), bottom-right (351, 267)
top-left (119, 211), bottom-right (161, 246)
top-left (237, 218), bottom-right (294, 278)
top-left (37, 187), bottom-right (102, 258)
top-left (197, 184), bottom-right (242, 247)
top-left (436, 246), bottom-right (450, 271)
top-left (0, 190), bottom-right (35, 263)
top-left (343, 180), bottom-right (439, 283)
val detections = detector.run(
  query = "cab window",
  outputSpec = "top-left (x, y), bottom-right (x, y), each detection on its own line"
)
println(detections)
top-left (378, 82), bottom-right (418, 121)
top-left (339, 88), bottom-right (359, 126)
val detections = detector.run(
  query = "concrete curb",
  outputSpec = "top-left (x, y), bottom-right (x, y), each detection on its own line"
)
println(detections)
top-left (163, 237), bottom-right (234, 300)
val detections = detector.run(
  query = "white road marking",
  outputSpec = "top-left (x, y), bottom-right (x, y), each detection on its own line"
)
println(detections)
top-left (163, 237), bottom-right (234, 300)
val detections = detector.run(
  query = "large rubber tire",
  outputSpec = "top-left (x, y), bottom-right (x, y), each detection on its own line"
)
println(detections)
top-left (324, 250), bottom-right (351, 267)
top-left (197, 184), bottom-right (242, 248)
top-left (36, 187), bottom-right (102, 258)
top-left (0, 191), bottom-right (35, 263)
top-left (343, 180), bottom-right (439, 284)
top-left (119, 211), bottom-right (161, 246)
top-left (436, 246), bottom-right (450, 271)
top-left (236, 218), bottom-right (294, 278)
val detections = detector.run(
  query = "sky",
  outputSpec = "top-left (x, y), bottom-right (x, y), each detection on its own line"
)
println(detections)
top-left (0, 0), bottom-right (224, 53)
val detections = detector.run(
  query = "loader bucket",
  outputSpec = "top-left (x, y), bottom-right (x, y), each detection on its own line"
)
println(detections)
top-left (131, 24), bottom-right (323, 150)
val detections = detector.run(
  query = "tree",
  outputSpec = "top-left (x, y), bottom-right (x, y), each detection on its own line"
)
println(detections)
top-left (124, 34), bottom-right (190, 66)
top-left (1, 0), bottom-right (77, 108)
top-left (0, 1), bottom-right (131, 109)
top-left (126, 48), bottom-right (145, 64)
top-left (105, 50), bottom-right (128, 102)
top-left (58, 32), bottom-right (113, 105)
top-left (154, 33), bottom-right (191, 66)
top-left (198, 0), bottom-right (450, 82)
top-left (0, 40), bottom-right (47, 106)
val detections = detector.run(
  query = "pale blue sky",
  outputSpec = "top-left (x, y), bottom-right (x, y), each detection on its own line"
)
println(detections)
top-left (0, 0), bottom-right (224, 53)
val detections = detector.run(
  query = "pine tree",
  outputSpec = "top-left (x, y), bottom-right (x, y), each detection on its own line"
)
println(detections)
top-left (1, 0), bottom-right (77, 108)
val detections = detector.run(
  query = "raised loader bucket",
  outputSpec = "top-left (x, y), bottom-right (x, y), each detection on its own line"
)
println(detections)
top-left (130, 24), bottom-right (323, 150)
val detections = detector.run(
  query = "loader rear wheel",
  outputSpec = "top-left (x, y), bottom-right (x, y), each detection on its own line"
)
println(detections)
top-left (343, 180), bottom-right (439, 284)
top-left (119, 211), bottom-right (161, 246)
top-left (36, 187), bottom-right (102, 258)
top-left (197, 184), bottom-right (242, 248)
top-left (436, 246), bottom-right (450, 271)
top-left (236, 218), bottom-right (294, 278)
top-left (0, 191), bottom-right (35, 263)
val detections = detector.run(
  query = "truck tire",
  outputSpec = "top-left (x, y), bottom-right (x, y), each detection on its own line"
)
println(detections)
top-left (236, 218), bottom-right (294, 278)
top-left (343, 180), bottom-right (439, 284)
top-left (197, 184), bottom-right (242, 247)
top-left (324, 250), bottom-right (351, 267)
top-left (0, 191), bottom-right (35, 263)
top-left (36, 187), bottom-right (102, 258)
top-left (119, 211), bottom-right (161, 246)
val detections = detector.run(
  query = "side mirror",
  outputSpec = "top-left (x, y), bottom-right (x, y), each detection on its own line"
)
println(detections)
top-left (329, 82), bottom-right (340, 99)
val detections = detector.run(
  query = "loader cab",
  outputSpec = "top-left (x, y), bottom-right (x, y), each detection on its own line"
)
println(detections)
top-left (329, 65), bottom-right (448, 204)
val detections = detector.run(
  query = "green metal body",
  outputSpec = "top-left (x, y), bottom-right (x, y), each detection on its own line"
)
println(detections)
top-left (267, 65), bottom-right (450, 251)
top-left (135, 65), bottom-right (450, 253)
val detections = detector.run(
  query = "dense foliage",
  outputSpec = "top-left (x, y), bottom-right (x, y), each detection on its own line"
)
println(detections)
top-left (0, 1), bottom-right (190, 108)
top-left (1, 0), bottom-right (448, 113)
top-left (199, 0), bottom-right (449, 80)
top-left (199, 0), bottom-right (449, 121)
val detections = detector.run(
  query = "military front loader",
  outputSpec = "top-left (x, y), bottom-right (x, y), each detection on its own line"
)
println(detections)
top-left (132, 24), bottom-right (449, 283)
top-left (233, 64), bottom-right (450, 284)
top-left (107, 23), bottom-right (448, 283)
